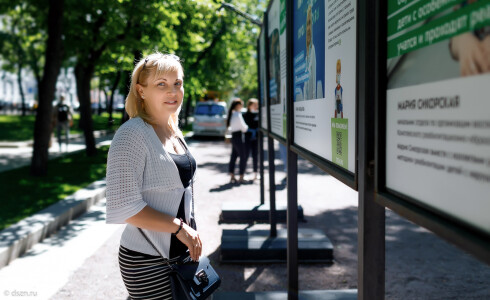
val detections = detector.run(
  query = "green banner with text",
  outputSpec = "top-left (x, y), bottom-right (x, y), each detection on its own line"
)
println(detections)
top-left (387, 0), bottom-right (464, 37)
top-left (388, 1), bottom-right (490, 58)
top-left (331, 118), bottom-right (349, 169)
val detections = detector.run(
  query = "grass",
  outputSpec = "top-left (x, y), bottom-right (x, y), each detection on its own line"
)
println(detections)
top-left (71, 112), bottom-right (122, 135)
top-left (0, 145), bottom-right (110, 231)
top-left (0, 115), bottom-right (36, 141)
top-left (0, 113), bottom-right (123, 141)
top-left (0, 113), bottom-right (196, 141)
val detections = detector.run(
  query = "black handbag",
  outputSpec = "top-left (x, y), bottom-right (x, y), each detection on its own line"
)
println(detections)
top-left (168, 254), bottom-right (221, 300)
top-left (138, 137), bottom-right (221, 299)
top-left (138, 229), bottom-right (221, 300)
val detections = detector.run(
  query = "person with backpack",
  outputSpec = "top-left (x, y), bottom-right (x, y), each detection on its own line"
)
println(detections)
top-left (53, 95), bottom-right (73, 152)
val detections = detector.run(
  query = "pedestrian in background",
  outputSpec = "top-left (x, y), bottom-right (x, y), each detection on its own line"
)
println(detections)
top-left (243, 98), bottom-right (259, 180)
top-left (52, 95), bottom-right (73, 152)
top-left (105, 52), bottom-right (202, 300)
top-left (227, 98), bottom-right (248, 183)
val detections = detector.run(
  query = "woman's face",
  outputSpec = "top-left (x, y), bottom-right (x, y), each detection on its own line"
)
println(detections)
top-left (306, 8), bottom-right (312, 50)
top-left (137, 69), bottom-right (184, 122)
top-left (235, 103), bottom-right (243, 111)
top-left (251, 102), bottom-right (259, 112)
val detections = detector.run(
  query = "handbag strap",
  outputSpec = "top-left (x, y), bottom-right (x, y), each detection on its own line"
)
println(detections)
top-left (175, 136), bottom-right (195, 222)
top-left (137, 135), bottom-right (195, 263)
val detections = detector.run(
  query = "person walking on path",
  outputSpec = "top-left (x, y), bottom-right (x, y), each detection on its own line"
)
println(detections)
top-left (52, 95), bottom-right (73, 152)
top-left (243, 98), bottom-right (259, 181)
top-left (227, 98), bottom-right (248, 183)
top-left (105, 52), bottom-right (202, 300)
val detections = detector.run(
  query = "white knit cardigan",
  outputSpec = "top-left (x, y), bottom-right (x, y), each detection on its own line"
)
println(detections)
top-left (105, 117), bottom-right (194, 258)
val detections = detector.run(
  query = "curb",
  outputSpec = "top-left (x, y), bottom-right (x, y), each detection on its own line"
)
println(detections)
top-left (0, 129), bottom-right (115, 148)
top-left (0, 179), bottom-right (107, 269)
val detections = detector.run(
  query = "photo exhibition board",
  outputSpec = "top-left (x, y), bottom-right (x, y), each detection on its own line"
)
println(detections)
top-left (385, 0), bottom-right (490, 235)
top-left (292, 0), bottom-right (357, 173)
top-left (268, 0), bottom-right (287, 139)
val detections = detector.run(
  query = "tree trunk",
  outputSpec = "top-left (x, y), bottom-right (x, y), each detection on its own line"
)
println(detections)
top-left (97, 79), bottom-right (102, 115)
top-left (102, 88), bottom-right (111, 127)
top-left (108, 70), bottom-right (121, 126)
top-left (121, 51), bottom-right (142, 125)
top-left (30, 0), bottom-right (65, 176)
top-left (121, 70), bottom-right (131, 125)
top-left (75, 63), bottom-right (97, 156)
top-left (17, 62), bottom-right (26, 116)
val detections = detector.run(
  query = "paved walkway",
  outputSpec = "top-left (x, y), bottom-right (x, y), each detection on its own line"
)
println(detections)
top-left (0, 132), bottom-right (114, 172)
top-left (0, 137), bottom-right (488, 299)
top-left (0, 199), bottom-right (123, 299)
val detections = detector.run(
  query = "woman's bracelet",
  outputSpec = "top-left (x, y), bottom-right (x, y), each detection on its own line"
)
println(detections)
top-left (173, 218), bottom-right (184, 235)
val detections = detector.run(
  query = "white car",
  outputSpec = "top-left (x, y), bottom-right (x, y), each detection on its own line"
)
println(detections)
top-left (192, 101), bottom-right (228, 137)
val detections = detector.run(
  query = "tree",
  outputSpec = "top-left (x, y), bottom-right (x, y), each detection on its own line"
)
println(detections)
top-left (31, 0), bottom-right (65, 176)
top-left (1, 0), bottom-right (263, 166)
top-left (64, 0), bottom-right (180, 154)
top-left (63, 0), bottom-right (128, 155)
top-left (170, 0), bottom-right (263, 122)
top-left (0, 3), bottom-right (46, 116)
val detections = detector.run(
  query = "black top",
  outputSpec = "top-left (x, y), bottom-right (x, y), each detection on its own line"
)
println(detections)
top-left (168, 138), bottom-right (196, 258)
top-left (243, 111), bottom-right (259, 139)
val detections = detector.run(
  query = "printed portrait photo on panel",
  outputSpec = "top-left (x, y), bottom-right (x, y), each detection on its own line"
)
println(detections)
top-left (269, 29), bottom-right (281, 105)
top-left (293, 0), bottom-right (325, 102)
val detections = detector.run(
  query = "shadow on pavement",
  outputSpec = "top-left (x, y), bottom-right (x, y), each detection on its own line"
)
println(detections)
top-left (9, 206), bottom-right (106, 260)
top-left (210, 182), bottom-right (235, 193)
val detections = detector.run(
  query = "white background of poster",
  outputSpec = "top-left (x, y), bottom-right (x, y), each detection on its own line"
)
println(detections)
top-left (386, 75), bottom-right (490, 235)
top-left (259, 29), bottom-right (268, 130)
top-left (268, 0), bottom-right (286, 139)
top-left (293, 0), bottom-right (356, 173)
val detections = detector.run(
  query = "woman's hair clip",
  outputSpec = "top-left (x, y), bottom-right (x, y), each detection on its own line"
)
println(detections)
top-left (141, 53), bottom-right (181, 72)
top-left (142, 58), bottom-right (149, 70)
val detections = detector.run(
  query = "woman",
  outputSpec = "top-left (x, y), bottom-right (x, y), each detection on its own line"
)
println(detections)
top-left (227, 98), bottom-right (248, 183)
top-left (105, 52), bottom-right (202, 300)
top-left (243, 98), bottom-right (259, 180)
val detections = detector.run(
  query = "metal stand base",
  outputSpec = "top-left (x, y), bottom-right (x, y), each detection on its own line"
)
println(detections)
top-left (220, 227), bottom-right (333, 263)
top-left (219, 201), bottom-right (304, 224)
top-left (213, 289), bottom-right (357, 299)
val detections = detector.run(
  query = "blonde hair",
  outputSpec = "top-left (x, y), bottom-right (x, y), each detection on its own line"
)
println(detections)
top-left (247, 98), bottom-right (259, 111)
top-left (125, 52), bottom-right (184, 137)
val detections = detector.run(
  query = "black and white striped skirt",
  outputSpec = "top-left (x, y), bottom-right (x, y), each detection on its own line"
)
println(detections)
top-left (119, 245), bottom-right (179, 300)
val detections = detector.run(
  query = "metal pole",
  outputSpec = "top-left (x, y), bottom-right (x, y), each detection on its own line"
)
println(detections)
top-left (287, 150), bottom-right (298, 299)
top-left (358, 0), bottom-right (385, 298)
top-left (260, 131), bottom-right (265, 205)
top-left (286, 0), bottom-right (298, 298)
top-left (268, 137), bottom-right (277, 237)
top-left (263, 9), bottom-right (277, 238)
top-left (219, 2), bottom-right (262, 27)
top-left (257, 34), bottom-right (265, 206)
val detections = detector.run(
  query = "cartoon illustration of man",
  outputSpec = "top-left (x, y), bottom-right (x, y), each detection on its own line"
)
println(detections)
top-left (334, 59), bottom-right (343, 118)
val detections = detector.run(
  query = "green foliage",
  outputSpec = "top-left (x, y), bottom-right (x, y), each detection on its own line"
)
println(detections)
top-left (0, 145), bottom-right (110, 230)
top-left (0, 2), bottom-right (46, 82)
top-left (0, 0), bottom-right (263, 130)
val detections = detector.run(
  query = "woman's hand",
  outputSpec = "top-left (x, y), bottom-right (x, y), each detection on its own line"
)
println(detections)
top-left (176, 223), bottom-right (202, 261)
top-left (451, 33), bottom-right (490, 76)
